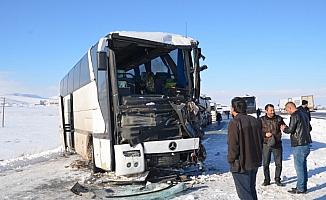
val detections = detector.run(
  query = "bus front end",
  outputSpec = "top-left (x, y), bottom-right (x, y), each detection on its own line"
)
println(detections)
top-left (102, 32), bottom-right (206, 176)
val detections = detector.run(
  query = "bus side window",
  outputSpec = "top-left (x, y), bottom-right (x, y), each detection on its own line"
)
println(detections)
top-left (67, 72), bottom-right (74, 94)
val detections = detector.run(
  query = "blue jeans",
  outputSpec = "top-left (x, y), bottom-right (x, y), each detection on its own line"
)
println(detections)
top-left (292, 145), bottom-right (310, 191)
top-left (232, 168), bottom-right (258, 200)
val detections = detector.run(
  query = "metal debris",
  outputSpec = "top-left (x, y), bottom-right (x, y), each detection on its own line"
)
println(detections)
top-left (70, 182), bottom-right (89, 196)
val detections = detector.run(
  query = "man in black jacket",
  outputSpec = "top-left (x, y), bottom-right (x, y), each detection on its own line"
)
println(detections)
top-left (228, 97), bottom-right (263, 200)
top-left (281, 102), bottom-right (312, 194)
top-left (298, 100), bottom-right (311, 121)
top-left (260, 104), bottom-right (286, 187)
top-left (298, 100), bottom-right (312, 131)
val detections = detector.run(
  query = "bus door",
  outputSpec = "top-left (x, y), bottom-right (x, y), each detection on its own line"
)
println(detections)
top-left (61, 94), bottom-right (75, 151)
top-left (92, 44), bottom-right (115, 171)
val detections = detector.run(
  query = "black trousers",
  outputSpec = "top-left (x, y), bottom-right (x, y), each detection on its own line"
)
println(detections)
top-left (262, 144), bottom-right (283, 182)
top-left (232, 168), bottom-right (258, 200)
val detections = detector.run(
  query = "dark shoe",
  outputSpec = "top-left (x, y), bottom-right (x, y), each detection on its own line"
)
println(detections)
top-left (296, 190), bottom-right (307, 194)
top-left (262, 181), bottom-right (270, 186)
top-left (288, 188), bottom-right (307, 194)
top-left (275, 181), bottom-right (285, 187)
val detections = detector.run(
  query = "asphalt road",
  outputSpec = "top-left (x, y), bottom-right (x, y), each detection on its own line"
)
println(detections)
top-left (272, 111), bottom-right (326, 119)
top-left (311, 112), bottom-right (326, 119)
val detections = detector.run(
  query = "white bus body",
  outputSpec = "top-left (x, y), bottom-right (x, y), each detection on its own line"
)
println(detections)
top-left (59, 31), bottom-right (206, 176)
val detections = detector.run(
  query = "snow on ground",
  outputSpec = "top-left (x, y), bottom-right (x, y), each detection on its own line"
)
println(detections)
top-left (173, 115), bottom-right (326, 200)
top-left (0, 108), bottom-right (326, 199)
top-left (0, 106), bottom-right (62, 161)
top-left (0, 154), bottom-right (91, 200)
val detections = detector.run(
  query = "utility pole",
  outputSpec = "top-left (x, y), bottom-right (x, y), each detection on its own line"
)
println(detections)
top-left (2, 97), bottom-right (5, 128)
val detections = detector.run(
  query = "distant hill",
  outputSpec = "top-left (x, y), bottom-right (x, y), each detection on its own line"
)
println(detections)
top-left (10, 93), bottom-right (45, 99)
top-left (1, 93), bottom-right (49, 106)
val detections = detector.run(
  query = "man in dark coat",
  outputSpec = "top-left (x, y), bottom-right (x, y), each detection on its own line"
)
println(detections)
top-left (298, 100), bottom-right (311, 121)
top-left (256, 108), bottom-right (261, 118)
top-left (281, 102), bottom-right (312, 194)
top-left (228, 97), bottom-right (263, 200)
top-left (260, 104), bottom-right (286, 187)
top-left (298, 100), bottom-right (312, 131)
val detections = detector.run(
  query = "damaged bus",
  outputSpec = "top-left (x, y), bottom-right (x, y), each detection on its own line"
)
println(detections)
top-left (59, 31), bottom-right (206, 176)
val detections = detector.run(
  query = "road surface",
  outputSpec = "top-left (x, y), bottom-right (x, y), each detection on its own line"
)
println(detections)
top-left (311, 112), bottom-right (326, 119)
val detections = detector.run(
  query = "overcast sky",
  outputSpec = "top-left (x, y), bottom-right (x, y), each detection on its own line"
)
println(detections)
top-left (1, 0), bottom-right (325, 106)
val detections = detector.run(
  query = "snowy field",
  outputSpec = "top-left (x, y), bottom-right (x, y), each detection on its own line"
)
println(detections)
top-left (0, 107), bottom-right (326, 199)
top-left (0, 106), bottom-right (61, 164)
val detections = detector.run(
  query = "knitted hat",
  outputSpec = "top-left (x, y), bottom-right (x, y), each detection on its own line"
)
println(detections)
top-left (302, 100), bottom-right (308, 105)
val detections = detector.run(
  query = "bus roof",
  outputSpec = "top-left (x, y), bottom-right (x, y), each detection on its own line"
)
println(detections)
top-left (108, 31), bottom-right (197, 46)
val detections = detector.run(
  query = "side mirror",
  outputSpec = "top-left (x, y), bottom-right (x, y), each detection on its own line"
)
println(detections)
top-left (97, 52), bottom-right (108, 71)
top-left (200, 54), bottom-right (206, 61)
top-left (200, 65), bottom-right (208, 71)
top-left (198, 48), bottom-right (205, 60)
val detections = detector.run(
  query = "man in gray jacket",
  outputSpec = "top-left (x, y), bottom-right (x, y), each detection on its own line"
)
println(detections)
top-left (281, 102), bottom-right (312, 194)
top-left (228, 97), bottom-right (263, 200)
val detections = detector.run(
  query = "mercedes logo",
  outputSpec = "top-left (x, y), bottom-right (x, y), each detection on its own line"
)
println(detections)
top-left (168, 142), bottom-right (177, 151)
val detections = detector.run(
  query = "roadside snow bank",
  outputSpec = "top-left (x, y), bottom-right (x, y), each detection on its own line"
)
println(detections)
top-left (0, 146), bottom-right (63, 172)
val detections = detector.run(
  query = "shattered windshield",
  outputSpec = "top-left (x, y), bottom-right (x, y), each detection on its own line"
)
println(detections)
top-left (117, 48), bottom-right (189, 97)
